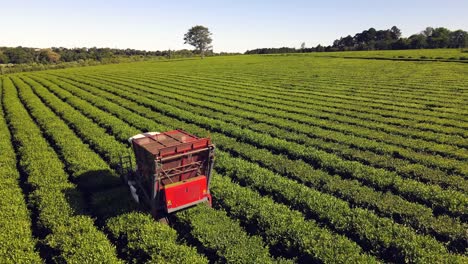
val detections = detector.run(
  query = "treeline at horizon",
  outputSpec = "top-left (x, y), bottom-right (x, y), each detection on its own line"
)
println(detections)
top-left (1, 26), bottom-right (466, 67)
top-left (0, 46), bottom-right (240, 65)
top-left (245, 26), bottom-right (468, 54)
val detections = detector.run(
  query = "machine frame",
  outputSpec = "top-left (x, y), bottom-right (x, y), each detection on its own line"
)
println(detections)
top-left (119, 130), bottom-right (215, 220)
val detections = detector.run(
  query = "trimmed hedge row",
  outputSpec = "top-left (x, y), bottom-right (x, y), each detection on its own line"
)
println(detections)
top-left (2, 77), bottom-right (122, 263)
top-left (214, 151), bottom-right (466, 263)
top-left (189, 69), bottom-right (468, 123)
top-left (176, 204), bottom-right (279, 264)
top-left (27, 74), bottom-right (377, 263)
top-left (102, 72), bottom-right (468, 168)
top-left (13, 76), bottom-right (122, 191)
top-left (211, 173), bottom-right (379, 263)
top-left (0, 78), bottom-right (42, 263)
top-left (107, 212), bottom-right (208, 264)
top-left (31, 75), bottom-right (160, 133)
top-left (243, 121), bottom-right (466, 190)
top-left (31, 74), bottom-right (465, 261)
top-left (25, 77), bottom-right (140, 144)
top-left (162, 67), bottom-right (459, 106)
top-left (113, 71), bottom-right (468, 146)
top-left (20, 75), bottom-right (283, 264)
top-left (52, 74), bottom-right (467, 216)
top-left (151, 72), bottom-right (468, 137)
top-left (89, 74), bottom-right (467, 184)
top-left (15, 76), bottom-right (209, 263)
top-left (212, 135), bottom-right (467, 250)
top-left (94, 72), bottom-right (468, 160)
top-left (18, 76), bottom-right (130, 166)
top-left (40, 73), bottom-right (467, 249)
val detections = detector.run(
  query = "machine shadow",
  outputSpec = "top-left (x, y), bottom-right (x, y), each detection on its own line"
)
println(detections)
top-left (64, 169), bottom-right (141, 224)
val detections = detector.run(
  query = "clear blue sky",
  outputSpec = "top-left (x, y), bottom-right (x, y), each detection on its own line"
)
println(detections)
top-left (1, 0), bottom-right (467, 52)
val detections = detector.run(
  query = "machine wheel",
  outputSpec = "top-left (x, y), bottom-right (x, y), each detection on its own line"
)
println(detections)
top-left (158, 216), bottom-right (169, 225)
top-left (119, 172), bottom-right (127, 184)
top-left (206, 193), bottom-right (213, 208)
top-left (126, 180), bottom-right (140, 204)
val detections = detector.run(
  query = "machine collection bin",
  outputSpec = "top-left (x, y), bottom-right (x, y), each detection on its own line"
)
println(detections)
top-left (122, 129), bottom-right (215, 220)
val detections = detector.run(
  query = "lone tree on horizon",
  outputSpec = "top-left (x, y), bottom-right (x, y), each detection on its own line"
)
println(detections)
top-left (184, 25), bottom-right (212, 59)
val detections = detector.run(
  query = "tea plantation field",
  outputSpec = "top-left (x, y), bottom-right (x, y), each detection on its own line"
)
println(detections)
top-left (1, 51), bottom-right (467, 263)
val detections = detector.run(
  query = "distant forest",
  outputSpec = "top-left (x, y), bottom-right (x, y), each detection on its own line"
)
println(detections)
top-left (0, 47), bottom-right (170, 64)
top-left (245, 26), bottom-right (468, 54)
top-left (0, 47), bottom-right (240, 65)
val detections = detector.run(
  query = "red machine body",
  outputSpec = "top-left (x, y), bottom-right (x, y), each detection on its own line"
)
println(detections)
top-left (164, 175), bottom-right (208, 213)
top-left (124, 130), bottom-right (215, 218)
